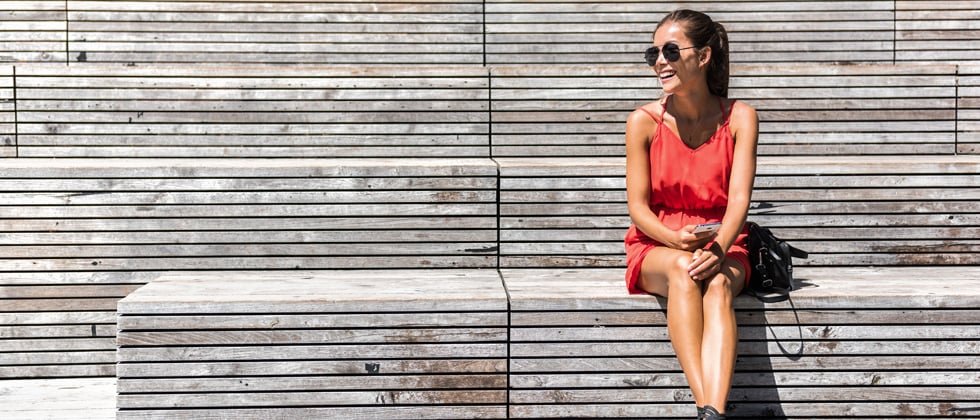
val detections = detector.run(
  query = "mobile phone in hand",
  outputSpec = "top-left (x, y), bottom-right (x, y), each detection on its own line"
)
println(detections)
top-left (692, 222), bottom-right (722, 234)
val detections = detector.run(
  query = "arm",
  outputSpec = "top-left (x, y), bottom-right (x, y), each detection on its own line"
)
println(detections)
top-left (717, 100), bottom-right (759, 254)
top-left (688, 101), bottom-right (759, 278)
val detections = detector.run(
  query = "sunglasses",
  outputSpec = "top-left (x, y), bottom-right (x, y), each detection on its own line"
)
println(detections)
top-left (644, 43), bottom-right (698, 65)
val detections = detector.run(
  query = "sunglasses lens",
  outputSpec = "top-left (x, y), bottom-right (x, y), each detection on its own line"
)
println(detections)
top-left (644, 47), bottom-right (658, 66)
top-left (662, 43), bottom-right (681, 61)
top-left (644, 43), bottom-right (684, 65)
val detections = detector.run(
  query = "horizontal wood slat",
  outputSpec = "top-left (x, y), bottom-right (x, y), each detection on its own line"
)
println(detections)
top-left (65, 1), bottom-right (483, 65)
top-left (4, 2), bottom-right (978, 67)
top-left (0, 157), bottom-right (497, 379)
top-left (490, 64), bottom-right (959, 157)
top-left (12, 64), bottom-right (490, 157)
top-left (496, 156), bottom-right (980, 268)
top-left (0, 157), bottom-right (499, 272)
top-left (4, 62), bottom-right (977, 158)
top-left (485, 1), bottom-right (899, 65)
top-left (503, 267), bottom-right (980, 419)
top-left (0, 1), bottom-right (66, 64)
top-left (115, 269), bottom-right (509, 419)
top-left (110, 267), bottom-right (980, 418)
top-left (896, 1), bottom-right (980, 63)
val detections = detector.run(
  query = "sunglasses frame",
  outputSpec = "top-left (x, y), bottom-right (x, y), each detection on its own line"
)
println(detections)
top-left (644, 43), bottom-right (698, 66)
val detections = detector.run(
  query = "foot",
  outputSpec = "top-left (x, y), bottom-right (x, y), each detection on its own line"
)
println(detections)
top-left (703, 405), bottom-right (727, 420)
top-left (697, 406), bottom-right (705, 419)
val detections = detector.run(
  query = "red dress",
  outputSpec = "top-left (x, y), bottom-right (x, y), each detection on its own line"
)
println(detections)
top-left (624, 96), bottom-right (750, 294)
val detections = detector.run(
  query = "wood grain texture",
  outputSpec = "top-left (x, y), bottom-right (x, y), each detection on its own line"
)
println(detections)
top-left (13, 64), bottom-right (490, 157)
top-left (490, 64), bottom-right (958, 157)
top-left (496, 156), bottom-right (980, 268)
top-left (0, 157), bottom-right (498, 378)
top-left (116, 269), bottom-right (508, 418)
top-left (501, 267), bottom-right (980, 419)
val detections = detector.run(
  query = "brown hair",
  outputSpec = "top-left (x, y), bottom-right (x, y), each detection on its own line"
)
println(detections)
top-left (656, 9), bottom-right (730, 98)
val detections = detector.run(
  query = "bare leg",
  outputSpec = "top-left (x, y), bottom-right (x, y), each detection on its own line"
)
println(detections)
top-left (638, 249), bottom-right (746, 411)
top-left (700, 260), bottom-right (745, 413)
top-left (638, 247), bottom-right (707, 406)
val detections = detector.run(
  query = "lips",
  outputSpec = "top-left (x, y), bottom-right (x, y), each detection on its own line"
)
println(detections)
top-left (659, 71), bottom-right (676, 82)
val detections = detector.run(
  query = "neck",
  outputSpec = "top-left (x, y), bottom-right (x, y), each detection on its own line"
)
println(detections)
top-left (667, 88), bottom-right (716, 122)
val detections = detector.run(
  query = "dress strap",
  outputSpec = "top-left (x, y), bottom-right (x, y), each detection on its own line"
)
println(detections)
top-left (637, 105), bottom-right (661, 123)
top-left (718, 96), bottom-right (736, 122)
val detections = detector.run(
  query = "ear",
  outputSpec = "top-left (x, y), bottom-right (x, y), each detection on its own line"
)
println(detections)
top-left (698, 46), bottom-right (712, 68)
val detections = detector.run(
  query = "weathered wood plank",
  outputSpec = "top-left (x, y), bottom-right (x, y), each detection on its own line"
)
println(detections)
top-left (501, 267), bottom-right (980, 310)
top-left (119, 374), bottom-right (507, 393)
top-left (13, 64), bottom-right (490, 157)
top-left (118, 390), bottom-right (507, 408)
top-left (117, 406), bottom-right (506, 420)
top-left (117, 269), bottom-right (507, 313)
top-left (118, 328), bottom-right (507, 346)
top-left (118, 359), bottom-right (507, 378)
top-left (119, 312), bottom-right (508, 330)
top-left (0, 377), bottom-right (115, 419)
top-left (489, 64), bottom-right (957, 157)
top-left (63, 1), bottom-right (483, 65)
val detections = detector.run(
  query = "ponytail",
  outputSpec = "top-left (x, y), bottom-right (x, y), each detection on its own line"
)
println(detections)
top-left (656, 10), bottom-right (730, 97)
top-left (707, 21), bottom-right (730, 98)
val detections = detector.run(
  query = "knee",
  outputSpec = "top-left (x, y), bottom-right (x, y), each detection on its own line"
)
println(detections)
top-left (703, 274), bottom-right (734, 306)
top-left (667, 254), bottom-right (700, 294)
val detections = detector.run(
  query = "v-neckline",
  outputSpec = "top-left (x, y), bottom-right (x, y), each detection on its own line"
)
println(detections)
top-left (660, 96), bottom-right (730, 152)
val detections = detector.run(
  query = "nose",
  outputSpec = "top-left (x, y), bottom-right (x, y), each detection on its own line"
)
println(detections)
top-left (653, 49), bottom-right (668, 66)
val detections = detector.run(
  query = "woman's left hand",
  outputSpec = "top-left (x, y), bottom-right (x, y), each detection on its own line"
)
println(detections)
top-left (688, 242), bottom-right (725, 281)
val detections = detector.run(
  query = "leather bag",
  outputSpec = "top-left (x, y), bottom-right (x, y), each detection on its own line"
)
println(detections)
top-left (746, 222), bottom-right (808, 302)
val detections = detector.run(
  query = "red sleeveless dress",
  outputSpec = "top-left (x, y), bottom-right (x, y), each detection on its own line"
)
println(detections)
top-left (624, 96), bottom-right (750, 294)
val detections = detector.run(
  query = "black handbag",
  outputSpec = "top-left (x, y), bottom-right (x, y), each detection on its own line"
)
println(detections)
top-left (745, 222), bottom-right (808, 302)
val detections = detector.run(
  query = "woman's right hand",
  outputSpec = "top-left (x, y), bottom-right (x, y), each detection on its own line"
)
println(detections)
top-left (673, 225), bottom-right (717, 251)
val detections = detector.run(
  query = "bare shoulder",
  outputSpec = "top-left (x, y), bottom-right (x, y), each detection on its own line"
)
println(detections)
top-left (729, 99), bottom-right (758, 127)
top-left (626, 101), bottom-right (662, 144)
top-left (630, 101), bottom-right (663, 123)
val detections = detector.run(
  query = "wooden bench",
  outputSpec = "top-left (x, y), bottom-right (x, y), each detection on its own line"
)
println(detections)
top-left (0, 157), bottom-right (497, 378)
top-left (484, 0), bottom-right (980, 66)
top-left (116, 269), bottom-right (508, 419)
top-left (504, 268), bottom-right (980, 418)
top-left (490, 64), bottom-right (960, 157)
top-left (0, 1), bottom-right (66, 63)
top-left (497, 155), bottom-right (980, 268)
top-left (11, 63), bottom-right (489, 157)
top-left (115, 266), bottom-right (980, 418)
top-left (486, 1), bottom-right (894, 65)
top-left (897, 1), bottom-right (980, 64)
top-left (6, 2), bottom-right (980, 67)
top-left (0, 62), bottom-right (494, 378)
top-left (65, 1), bottom-right (484, 65)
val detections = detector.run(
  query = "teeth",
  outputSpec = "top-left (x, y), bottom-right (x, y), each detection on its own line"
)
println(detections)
top-left (660, 71), bottom-right (675, 78)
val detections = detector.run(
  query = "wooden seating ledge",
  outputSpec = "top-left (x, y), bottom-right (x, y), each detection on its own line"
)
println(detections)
top-left (115, 267), bottom-right (980, 419)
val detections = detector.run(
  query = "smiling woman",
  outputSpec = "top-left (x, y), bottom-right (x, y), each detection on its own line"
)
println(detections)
top-left (623, 9), bottom-right (758, 420)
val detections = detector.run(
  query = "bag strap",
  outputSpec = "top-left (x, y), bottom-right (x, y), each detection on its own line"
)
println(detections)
top-left (788, 244), bottom-right (808, 259)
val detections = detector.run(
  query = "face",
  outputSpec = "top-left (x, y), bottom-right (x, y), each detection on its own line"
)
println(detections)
top-left (650, 21), bottom-right (707, 94)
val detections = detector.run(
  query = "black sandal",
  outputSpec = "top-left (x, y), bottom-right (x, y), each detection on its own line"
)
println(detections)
top-left (702, 405), bottom-right (727, 420)
top-left (697, 406), bottom-right (705, 419)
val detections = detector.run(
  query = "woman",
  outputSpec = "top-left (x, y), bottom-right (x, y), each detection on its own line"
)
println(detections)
top-left (623, 9), bottom-right (758, 420)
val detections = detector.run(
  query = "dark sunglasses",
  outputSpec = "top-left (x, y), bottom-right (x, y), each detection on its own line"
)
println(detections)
top-left (644, 43), bottom-right (698, 65)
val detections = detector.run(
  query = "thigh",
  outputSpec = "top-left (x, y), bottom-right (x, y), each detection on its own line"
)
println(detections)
top-left (637, 246), bottom-right (694, 297)
top-left (639, 248), bottom-right (748, 297)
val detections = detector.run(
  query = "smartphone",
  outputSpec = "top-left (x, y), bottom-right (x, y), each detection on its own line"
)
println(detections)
top-left (692, 222), bottom-right (722, 234)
